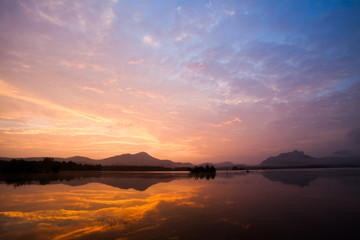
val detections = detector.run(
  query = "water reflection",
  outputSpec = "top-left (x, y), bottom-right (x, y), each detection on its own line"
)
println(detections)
top-left (0, 171), bottom-right (218, 191)
top-left (190, 171), bottom-right (216, 180)
top-left (0, 171), bottom-right (189, 191)
top-left (0, 179), bottom-right (198, 240)
top-left (262, 168), bottom-right (360, 187)
top-left (0, 169), bottom-right (359, 240)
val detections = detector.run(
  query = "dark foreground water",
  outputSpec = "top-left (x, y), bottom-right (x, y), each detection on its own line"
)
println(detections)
top-left (0, 169), bottom-right (360, 240)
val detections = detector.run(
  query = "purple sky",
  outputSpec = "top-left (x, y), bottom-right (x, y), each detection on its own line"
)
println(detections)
top-left (0, 0), bottom-right (359, 164)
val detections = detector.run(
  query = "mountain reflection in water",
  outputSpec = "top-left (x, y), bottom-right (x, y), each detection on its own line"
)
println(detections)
top-left (262, 168), bottom-right (360, 187)
top-left (0, 169), bottom-right (359, 240)
top-left (0, 171), bottom-right (216, 191)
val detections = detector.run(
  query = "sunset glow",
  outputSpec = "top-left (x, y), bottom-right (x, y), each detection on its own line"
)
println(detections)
top-left (0, 0), bottom-right (359, 163)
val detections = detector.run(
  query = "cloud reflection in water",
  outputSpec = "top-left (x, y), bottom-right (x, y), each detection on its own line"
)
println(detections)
top-left (0, 181), bottom-right (198, 240)
top-left (1, 170), bottom-right (360, 240)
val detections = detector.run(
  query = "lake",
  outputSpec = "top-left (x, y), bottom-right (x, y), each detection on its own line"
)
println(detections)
top-left (0, 169), bottom-right (360, 240)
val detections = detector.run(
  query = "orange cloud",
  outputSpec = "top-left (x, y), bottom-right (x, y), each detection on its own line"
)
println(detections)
top-left (81, 86), bottom-right (104, 94)
top-left (128, 59), bottom-right (145, 65)
top-left (0, 79), bottom-right (111, 123)
top-left (209, 117), bottom-right (242, 128)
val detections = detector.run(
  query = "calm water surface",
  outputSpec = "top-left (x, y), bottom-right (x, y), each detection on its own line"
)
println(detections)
top-left (0, 169), bottom-right (360, 240)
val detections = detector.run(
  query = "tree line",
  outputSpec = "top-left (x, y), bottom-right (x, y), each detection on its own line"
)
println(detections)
top-left (0, 158), bottom-right (101, 173)
top-left (0, 158), bottom-right (197, 173)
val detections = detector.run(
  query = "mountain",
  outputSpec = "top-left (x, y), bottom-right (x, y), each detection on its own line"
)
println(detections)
top-left (65, 156), bottom-right (99, 165)
top-left (0, 152), bottom-right (192, 168)
top-left (101, 152), bottom-right (192, 168)
top-left (260, 150), bottom-right (360, 167)
top-left (261, 150), bottom-right (314, 167)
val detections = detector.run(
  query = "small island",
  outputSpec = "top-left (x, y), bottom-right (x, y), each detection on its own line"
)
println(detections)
top-left (188, 165), bottom-right (216, 180)
top-left (189, 165), bottom-right (216, 173)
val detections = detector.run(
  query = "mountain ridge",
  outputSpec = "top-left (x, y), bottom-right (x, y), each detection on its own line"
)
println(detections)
top-left (260, 150), bottom-right (360, 167)
top-left (0, 152), bottom-right (193, 168)
top-left (2, 150), bottom-right (360, 169)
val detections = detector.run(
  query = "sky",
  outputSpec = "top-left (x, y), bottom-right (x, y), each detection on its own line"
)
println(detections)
top-left (0, 0), bottom-right (359, 164)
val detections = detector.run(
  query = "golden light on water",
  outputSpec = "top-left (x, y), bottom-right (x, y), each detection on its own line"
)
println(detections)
top-left (1, 170), bottom-right (360, 239)
top-left (0, 181), bottom-right (198, 240)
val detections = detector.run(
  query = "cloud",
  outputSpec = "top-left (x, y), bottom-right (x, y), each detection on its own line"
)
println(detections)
top-left (143, 35), bottom-right (159, 47)
top-left (175, 33), bottom-right (189, 41)
top-left (186, 62), bottom-right (206, 73)
top-left (62, 61), bottom-right (87, 69)
top-left (125, 89), bottom-right (170, 102)
top-left (224, 117), bottom-right (242, 125)
top-left (225, 10), bottom-right (235, 16)
top-left (209, 117), bottom-right (242, 128)
top-left (81, 86), bottom-right (104, 94)
top-left (62, 61), bottom-right (105, 71)
top-left (0, 80), bottom-right (110, 123)
top-left (102, 8), bottom-right (115, 27)
top-left (128, 59), bottom-right (144, 65)
top-left (0, 0), bottom-right (359, 163)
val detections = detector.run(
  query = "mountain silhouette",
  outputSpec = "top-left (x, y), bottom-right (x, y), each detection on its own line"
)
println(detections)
top-left (65, 156), bottom-right (97, 165)
top-left (262, 168), bottom-right (360, 187)
top-left (0, 152), bottom-right (193, 168)
top-left (260, 150), bottom-right (360, 167)
top-left (100, 152), bottom-right (192, 167)
top-left (261, 150), bottom-right (314, 167)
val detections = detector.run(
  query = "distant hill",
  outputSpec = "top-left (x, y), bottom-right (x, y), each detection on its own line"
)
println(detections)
top-left (0, 152), bottom-right (193, 169)
top-left (261, 150), bottom-right (314, 166)
top-left (101, 152), bottom-right (193, 168)
top-left (260, 150), bottom-right (360, 167)
top-left (65, 156), bottom-right (99, 165)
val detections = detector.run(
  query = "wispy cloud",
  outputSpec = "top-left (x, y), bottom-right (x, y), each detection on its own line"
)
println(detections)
top-left (143, 35), bottom-right (159, 47)
top-left (128, 59), bottom-right (144, 65)
top-left (209, 118), bottom-right (242, 128)
top-left (81, 86), bottom-right (104, 94)
top-left (0, 0), bottom-right (359, 163)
